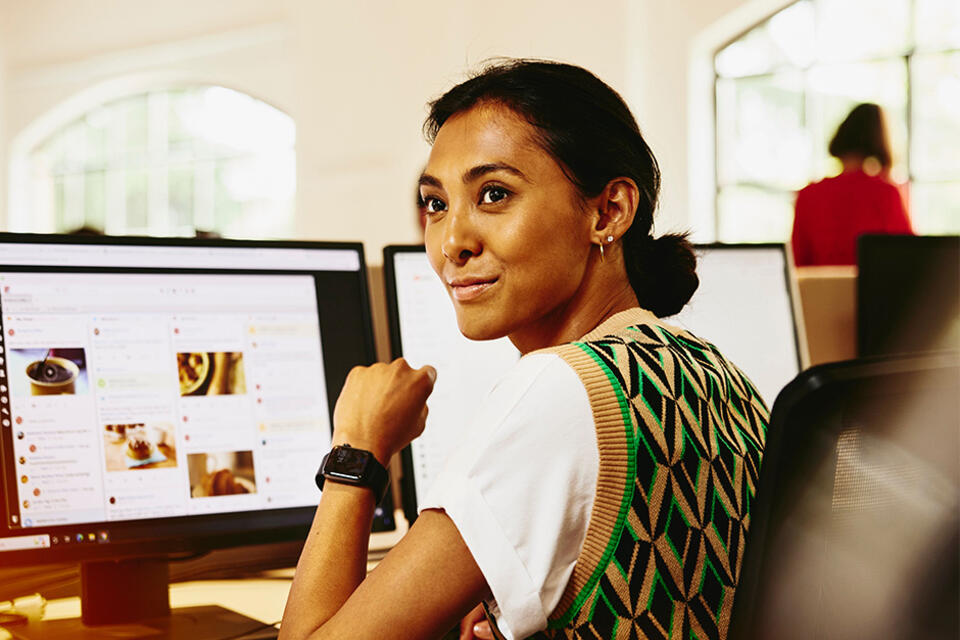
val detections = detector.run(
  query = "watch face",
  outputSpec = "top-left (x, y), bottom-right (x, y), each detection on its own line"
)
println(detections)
top-left (328, 446), bottom-right (371, 478)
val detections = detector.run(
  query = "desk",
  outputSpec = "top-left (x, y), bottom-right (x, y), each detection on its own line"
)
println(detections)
top-left (0, 576), bottom-right (290, 639)
top-left (0, 512), bottom-right (405, 639)
top-left (0, 562), bottom-right (404, 640)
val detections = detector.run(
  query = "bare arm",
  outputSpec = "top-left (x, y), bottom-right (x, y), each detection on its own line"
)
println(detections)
top-left (279, 359), bottom-right (491, 640)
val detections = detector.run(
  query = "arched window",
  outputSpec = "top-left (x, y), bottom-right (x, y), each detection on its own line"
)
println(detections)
top-left (11, 86), bottom-right (295, 238)
top-left (714, 0), bottom-right (960, 242)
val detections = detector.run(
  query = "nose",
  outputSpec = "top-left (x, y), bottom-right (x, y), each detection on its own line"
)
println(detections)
top-left (439, 207), bottom-right (482, 265)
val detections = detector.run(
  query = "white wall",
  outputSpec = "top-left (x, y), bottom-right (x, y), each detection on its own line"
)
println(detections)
top-left (0, 0), bottom-right (782, 251)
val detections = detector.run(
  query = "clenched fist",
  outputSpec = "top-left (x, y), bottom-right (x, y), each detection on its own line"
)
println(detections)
top-left (331, 359), bottom-right (437, 466)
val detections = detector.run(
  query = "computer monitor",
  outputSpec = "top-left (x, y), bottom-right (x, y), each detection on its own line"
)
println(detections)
top-left (670, 244), bottom-right (800, 407)
top-left (0, 233), bottom-right (384, 637)
top-left (383, 246), bottom-right (519, 524)
top-left (857, 234), bottom-right (960, 358)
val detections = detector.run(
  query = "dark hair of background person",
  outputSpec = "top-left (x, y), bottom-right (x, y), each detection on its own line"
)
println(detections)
top-left (828, 103), bottom-right (893, 169)
top-left (424, 58), bottom-right (698, 318)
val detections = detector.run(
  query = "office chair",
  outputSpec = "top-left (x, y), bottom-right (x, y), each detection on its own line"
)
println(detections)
top-left (728, 352), bottom-right (959, 640)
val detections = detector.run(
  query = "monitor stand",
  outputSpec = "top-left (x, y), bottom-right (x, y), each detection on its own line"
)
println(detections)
top-left (7, 558), bottom-right (277, 640)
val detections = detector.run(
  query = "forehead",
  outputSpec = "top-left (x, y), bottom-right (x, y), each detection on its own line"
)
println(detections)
top-left (425, 104), bottom-right (559, 181)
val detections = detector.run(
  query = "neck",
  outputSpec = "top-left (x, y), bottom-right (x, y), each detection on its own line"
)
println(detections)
top-left (841, 155), bottom-right (865, 173)
top-left (508, 250), bottom-right (639, 354)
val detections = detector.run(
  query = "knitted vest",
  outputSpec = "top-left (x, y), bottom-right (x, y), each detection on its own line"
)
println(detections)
top-left (493, 308), bottom-right (769, 640)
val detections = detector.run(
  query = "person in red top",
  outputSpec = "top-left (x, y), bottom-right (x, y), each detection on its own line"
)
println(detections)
top-left (791, 103), bottom-right (913, 266)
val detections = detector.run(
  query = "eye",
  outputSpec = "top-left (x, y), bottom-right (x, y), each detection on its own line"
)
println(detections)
top-left (479, 185), bottom-right (511, 205)
top-left (420, 195), bottom-right (447, 214)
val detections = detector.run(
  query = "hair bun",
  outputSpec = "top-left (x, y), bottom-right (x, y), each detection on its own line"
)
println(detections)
top-left (624, 233), bottom-right (699, 318)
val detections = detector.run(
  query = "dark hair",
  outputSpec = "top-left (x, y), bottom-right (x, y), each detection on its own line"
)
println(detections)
top-left (424, 59), bottom-right (698, 318)
top-left (828, 103), bottom-right (892, 169)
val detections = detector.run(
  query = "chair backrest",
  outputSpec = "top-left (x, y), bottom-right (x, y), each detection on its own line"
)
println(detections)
top-left (729, 353), bottom-right (959, 640)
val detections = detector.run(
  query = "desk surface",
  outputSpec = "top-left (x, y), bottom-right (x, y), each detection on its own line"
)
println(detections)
top-left (0, 563), bottom-right (405, 640)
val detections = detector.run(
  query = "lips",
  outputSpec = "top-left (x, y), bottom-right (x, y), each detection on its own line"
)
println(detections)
top-left (447, 276), bottom-right (499, 302)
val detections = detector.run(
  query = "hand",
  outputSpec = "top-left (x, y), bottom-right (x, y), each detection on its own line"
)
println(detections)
top-left (459, 604), bottom-right (494, 639)
top-left (332, 359), bottom-right (437, 465)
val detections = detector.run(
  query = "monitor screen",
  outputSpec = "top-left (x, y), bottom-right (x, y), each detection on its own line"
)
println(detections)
top-left (670, 244), bottom-right (800, 406)
top-left (0, 234), bottom-right (385, 570)
top-left (383, 247), bottom-right (519, 523)
top-left (858, 234), bottom-right (960, 358)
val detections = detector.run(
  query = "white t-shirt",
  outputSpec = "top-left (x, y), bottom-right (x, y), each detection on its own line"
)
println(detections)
top-left (419, 352), bottom-right (599, 640)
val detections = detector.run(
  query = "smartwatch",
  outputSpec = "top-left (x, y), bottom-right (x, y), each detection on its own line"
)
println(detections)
top-left (315, 444), bottom-right (390, 501)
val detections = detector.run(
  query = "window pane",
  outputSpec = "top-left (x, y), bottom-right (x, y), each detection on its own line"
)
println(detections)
top-left (716, 1), bottom-right (815, 77)
top-left (215, 151), bottom-right (296, 238)
top-left (53, 177), bottom-right (66, 231)
top-left (717, 72), bottom-right (809, 189)
top-left (717, 186), bottom-right (795, 243)
top-left (912, 53), bottom-right (960, 181)
top-left (180, 87), bottom-right (294, 157)
top-left (807, 60), bottom-right (908, 179)
top-left (816, 0), bottom-right (911, 62)
top-left (123, 96), bottom-right (148, 157)
top-left (915, 0), bottom-right (960, 51)
top-left (84, 109), bottom-right (110, 171)
top-left (84, 171), bottom-right (106, 231)
top-left (21, 87), bottom-right (295, 238)
top-left (168, 166), bottom-right (194, 233)
top-left (125, 170), bottom-right (148, 231)
top-left (911, 183), bottom-right (960, 235)
top-left (168, 89), bottom-right (198, 158)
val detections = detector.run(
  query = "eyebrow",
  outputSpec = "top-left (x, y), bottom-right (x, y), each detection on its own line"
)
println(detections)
top-left (418, 162), bottom-right (530, 190)
top-left (462, 162), bottom-right (530, 184)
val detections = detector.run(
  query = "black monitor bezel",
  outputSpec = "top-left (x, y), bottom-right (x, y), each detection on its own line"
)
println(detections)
top-left (857, 233), bottom-right (960, 358)
top-left (383, 242), bottom-right (801, 524)
top-left (382, 245), bottom-right (428, 526)
top-left (0, 232), bottom-right (381, 566)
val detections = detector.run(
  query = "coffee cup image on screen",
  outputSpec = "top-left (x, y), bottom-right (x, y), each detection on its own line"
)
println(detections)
top-left (177, 352), bottom-right (246, 396)
top-left (188, 451), bottom-right (256, 497)
top-left (8, 348), bottom-right (89, 396)
top-left (103, 422), bottom-right (177, 471)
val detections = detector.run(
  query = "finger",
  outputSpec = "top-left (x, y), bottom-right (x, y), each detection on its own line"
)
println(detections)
top-left (460, 605), bottom-right (485, 640)
top-left (414, 405), bottom-right (429, 437)
top-left (420, 365), bottom-right (437, 385)
top-left (473, 620), bottom-right (494, 640)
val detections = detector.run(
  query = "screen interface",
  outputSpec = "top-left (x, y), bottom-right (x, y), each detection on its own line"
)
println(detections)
top-left (390, 251), bottom-right (519, 504)
top-left (0, 241), bottom-right (366, 553)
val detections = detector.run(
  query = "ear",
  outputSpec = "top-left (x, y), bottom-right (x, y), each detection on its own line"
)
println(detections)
top-left (588, 177), bottom-right (639, 245)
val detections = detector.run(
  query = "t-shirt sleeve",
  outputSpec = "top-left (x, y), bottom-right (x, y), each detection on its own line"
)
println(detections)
top-left (418, 352), bottom-right (598, 640)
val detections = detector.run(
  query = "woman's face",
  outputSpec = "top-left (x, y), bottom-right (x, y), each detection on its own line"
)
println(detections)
top-left (419, 103), bottom-right (595, 347)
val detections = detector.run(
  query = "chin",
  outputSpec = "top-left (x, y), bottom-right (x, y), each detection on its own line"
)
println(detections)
top-left (454, 310), bottom-right (510, 342)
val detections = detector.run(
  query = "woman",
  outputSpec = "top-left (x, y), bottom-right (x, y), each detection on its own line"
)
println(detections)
top-left (791, 103), bottom-right (912, 266)
top-left (280, 60), bottom-right (768, 640)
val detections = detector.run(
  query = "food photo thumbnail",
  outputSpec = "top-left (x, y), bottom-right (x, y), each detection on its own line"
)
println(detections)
top-left (8, 348), bottom-right (89, 396)
top-left (103, 422), bottom-right (178, 471)
top-left (188, 451), bottom-right (256, 497)
top-left (177, 352), bottom-right (246, 396)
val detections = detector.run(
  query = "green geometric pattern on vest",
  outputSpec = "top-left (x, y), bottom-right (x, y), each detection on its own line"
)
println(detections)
top-left (538, 322), bottom-right (768, 640)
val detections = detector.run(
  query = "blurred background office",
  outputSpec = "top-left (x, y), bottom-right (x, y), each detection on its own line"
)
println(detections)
top-left (0, 0), bottom-right (957, 254)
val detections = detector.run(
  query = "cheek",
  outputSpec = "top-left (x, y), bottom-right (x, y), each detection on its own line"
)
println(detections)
top-left (423, 223), bottom-right (445, 275)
